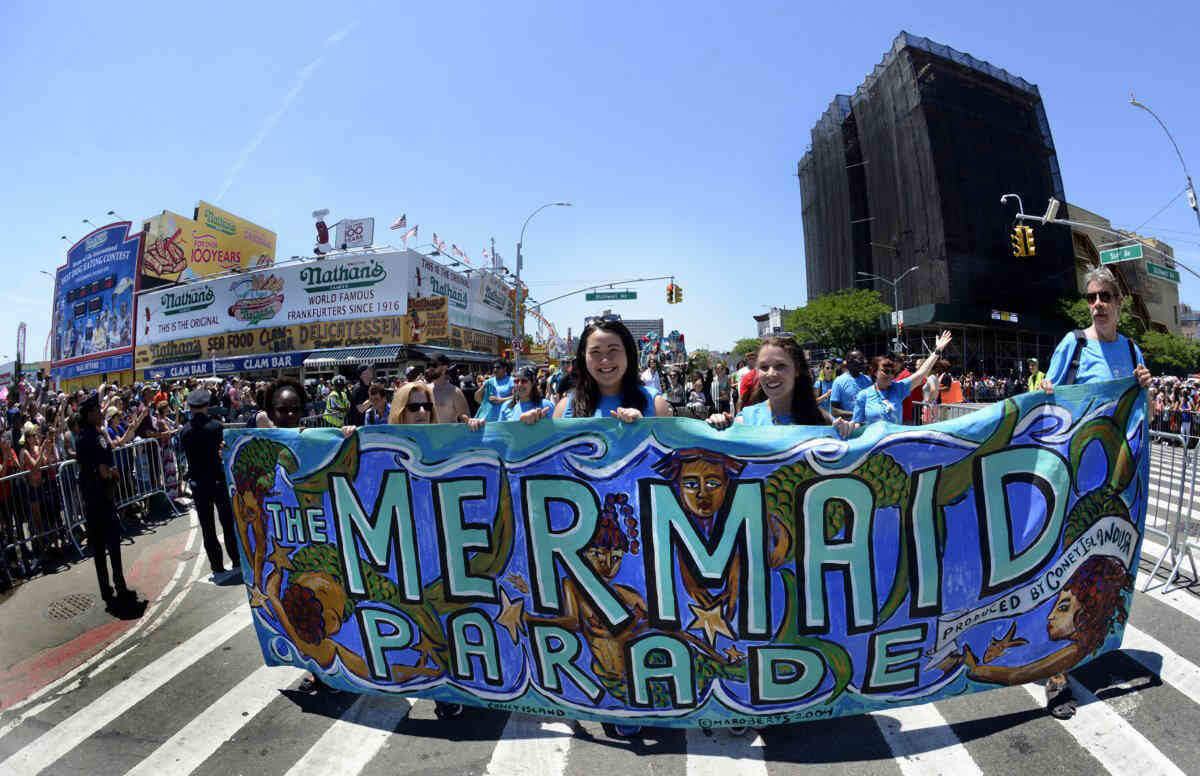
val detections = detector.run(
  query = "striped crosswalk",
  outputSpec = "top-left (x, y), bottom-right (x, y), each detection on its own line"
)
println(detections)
top-left (1, 454), bottom-right (1200, 775)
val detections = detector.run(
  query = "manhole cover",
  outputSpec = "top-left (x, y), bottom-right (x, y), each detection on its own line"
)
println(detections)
top-left (46, 593), bottom-right (97, 621)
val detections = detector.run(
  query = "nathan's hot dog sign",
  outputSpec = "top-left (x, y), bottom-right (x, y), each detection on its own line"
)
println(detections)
top-left (135, 253), bottom-right (410, 362)
top-left (141, 207), bottom-right (276, 285)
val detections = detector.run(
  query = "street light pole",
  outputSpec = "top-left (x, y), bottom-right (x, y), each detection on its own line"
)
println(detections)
top-left (514, 201), bottom-right (571, 351)
top-left (1130, 94), bottom-right (1200, 232)
top-left (857, 266), bottom-right (919, 351)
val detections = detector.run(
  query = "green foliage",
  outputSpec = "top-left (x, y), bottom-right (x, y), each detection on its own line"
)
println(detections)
top-left (1138, 330), bottom-right (1200, 376)
top-left (1055, 296), bottom-right (1146, 340)
top-left (731, 338), bottom-right (762, 358)
top-left (785, 289), bottom-right (890, 356)
top-left (688, 349), bottom-right (711, 372)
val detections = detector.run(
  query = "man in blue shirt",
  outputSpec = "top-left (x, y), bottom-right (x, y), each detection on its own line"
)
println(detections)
top-left (830, 350), bottom-right (872, 420)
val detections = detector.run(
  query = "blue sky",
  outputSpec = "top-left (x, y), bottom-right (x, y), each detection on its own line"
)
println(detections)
top-left (2, 0), bottom-right (1198, 362)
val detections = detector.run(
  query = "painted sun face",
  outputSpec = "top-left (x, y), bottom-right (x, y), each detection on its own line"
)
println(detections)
top-left (1047, 589), bottom-right (1081, 640)
top-left (679, 459), bottom-right (729, 518)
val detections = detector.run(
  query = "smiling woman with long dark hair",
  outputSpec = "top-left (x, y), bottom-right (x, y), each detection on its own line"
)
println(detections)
top-left (553, 319), bottom-right (671, 422)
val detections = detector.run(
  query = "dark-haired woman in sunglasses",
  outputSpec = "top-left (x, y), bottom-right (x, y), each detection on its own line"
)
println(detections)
top-left (853, 331), bottom-right (953, 426)
top-left (464, 367), bottom-right (555, 430)
top-left (1041, 267), bottom-right (1153, 392)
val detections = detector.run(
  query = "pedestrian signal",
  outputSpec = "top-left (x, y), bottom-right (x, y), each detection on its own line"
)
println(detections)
top-left (1022, 226), bottom-right (1036, 256)
top-left (1011, 226), bottom-right (1026, 257)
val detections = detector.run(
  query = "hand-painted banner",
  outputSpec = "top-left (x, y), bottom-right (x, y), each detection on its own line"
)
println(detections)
top-left (225, 378), bottom-right (1148, 728)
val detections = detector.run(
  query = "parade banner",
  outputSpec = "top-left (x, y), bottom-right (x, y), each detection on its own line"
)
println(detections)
top-left (226, 379), bottom-right (1147, 728)
top-left (51, 222), bottom-right (140, 381)
top-left (141, 205), bottom-right (276, 284)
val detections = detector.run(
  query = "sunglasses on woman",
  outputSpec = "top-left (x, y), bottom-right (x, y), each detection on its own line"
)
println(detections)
top-left (406, 401), bottom-right (433, 412)
top-left (1085, 291), bottom-right (1114, 304)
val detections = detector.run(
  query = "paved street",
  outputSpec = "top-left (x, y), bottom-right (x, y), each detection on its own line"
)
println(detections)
top-left (0, 444), bottom-right (1197, 776)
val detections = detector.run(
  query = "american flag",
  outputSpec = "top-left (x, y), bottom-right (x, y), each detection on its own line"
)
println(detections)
top-left (399, 225), bottom-right (418, 245)
top-left (452, 244), bottom-right (469, 263)
top-left (389, 214), bottom-right (407, 230)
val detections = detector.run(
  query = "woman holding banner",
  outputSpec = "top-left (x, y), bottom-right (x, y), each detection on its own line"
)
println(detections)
top-left (465, 367), bottom-right (554, 430)
top-left (553, 320), bottom-right (671, 421)
top-left (1039, 265), bottom-right (1153, 720)
top-left (705, 336), bottom-right (856, 437)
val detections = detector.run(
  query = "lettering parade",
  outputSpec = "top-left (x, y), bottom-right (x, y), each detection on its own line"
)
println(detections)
top-left (227, 379), bottom-right (1147, 727)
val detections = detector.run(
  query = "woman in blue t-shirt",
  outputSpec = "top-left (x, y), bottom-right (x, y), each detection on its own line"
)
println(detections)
top-left (705, 337), bottom-right (856, 437)
top-left (466, 367), bottom-right (556, 430)
top-left (853, 330), bottom-right (953, 427)
top-left (473, 359), bottom-right (515, 421)
top-left (813, 359), bottom-right (836, 414)
top-left (553, 319), bottom-right (671, 421)
top-left (1038, 266), bottom-right (1152, 722)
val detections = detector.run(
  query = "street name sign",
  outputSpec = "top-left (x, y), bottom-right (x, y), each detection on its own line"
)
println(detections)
top-left (585, 290), bottom-right (637, 301)
top-left (1147, 261), bottom-right (1181, 283)
top-left (1100, 244), bottom-right (1143, 264)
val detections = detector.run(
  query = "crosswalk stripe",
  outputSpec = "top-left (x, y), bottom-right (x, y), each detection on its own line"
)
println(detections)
top-left (125, 664), bottom-right (304, 776)
top-left (0, 604), bottom-right (250, 776)
top-left (1121, 625), bottom-right (1200, 708)
top-left (282, 694), bottom-right (414, 776)
top-left (685, 728), bottom-right (768, 776)
top-left (871, 702), bottom-right (982, 775)
top-left (1023, 678), bottom-right (1185, 776)
top-left (482, 714), bottom-right (573, 776)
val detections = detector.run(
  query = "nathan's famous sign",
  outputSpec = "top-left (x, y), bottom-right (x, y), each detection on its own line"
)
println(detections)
top-left (226, 379), bottom-right (1147, 728)
top-left (134, 253), bottom-right (408, 367)
top-left (141, 203), bottom-right (276, 285)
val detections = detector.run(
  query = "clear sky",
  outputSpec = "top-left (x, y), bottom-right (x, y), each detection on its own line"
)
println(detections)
top-left (2, 0), bottom-right (1198, 362)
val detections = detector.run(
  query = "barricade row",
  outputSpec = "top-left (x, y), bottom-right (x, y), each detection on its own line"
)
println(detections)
top-left (1, 438), bottom-right (179, 589)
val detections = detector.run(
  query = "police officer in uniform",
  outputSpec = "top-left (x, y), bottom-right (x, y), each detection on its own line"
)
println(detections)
top-left (75, 394), bottom-right (135, 608)
top-left (179, 388), bottom-right (241, 576)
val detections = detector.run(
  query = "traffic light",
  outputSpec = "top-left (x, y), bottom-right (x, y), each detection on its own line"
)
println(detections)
top-left (1022, 226), bottom-right (1036, 256)
top-left (667, 284), bottom-right (675, 304)
top-left (675, 285), bottom-right (683, 303)
top-left (1011, 226), bottom-right (1026, 257)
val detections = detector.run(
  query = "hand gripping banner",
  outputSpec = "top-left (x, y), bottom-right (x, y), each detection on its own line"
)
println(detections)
top-left (225, 378), bottom-right (1148, 729)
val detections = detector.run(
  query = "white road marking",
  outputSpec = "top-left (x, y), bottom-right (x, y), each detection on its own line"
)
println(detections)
top-left (0, 604), bottom-right (250, 776)
top-left (685, 727), bottom-right (768, 776)
top-left (125, 663), bottom-right (304, 776)
top-left (872, 702), bottom-right (982, 776)
top-left (283, 694), bottom-right (414, 776)
top-left (483, 713), bottom-right (574, 776)
top-left (1024, 678), bottom-right (1184, 776)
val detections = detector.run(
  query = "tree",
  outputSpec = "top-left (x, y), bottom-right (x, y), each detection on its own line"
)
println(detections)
top-left (688, 349), bottom-right (712, 373)
top-left (1138, 331), bottom-right (1200, 376)
top-left (785, 288), bottom-right (890, 356)
top-left (1055, 296), bottom-right (1146, 340)
top-left (731, 339), bottom-right (761, 358)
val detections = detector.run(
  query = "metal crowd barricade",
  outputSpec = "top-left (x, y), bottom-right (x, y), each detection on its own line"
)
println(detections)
top-left (301, 415), bottom-right (338, 429)
top-left (1144, 429), bottom-right (1199, 592)
top-left (1, 461), bottom-right (83, 584)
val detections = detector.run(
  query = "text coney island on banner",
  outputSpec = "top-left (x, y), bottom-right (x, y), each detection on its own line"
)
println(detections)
top-left (225, 378), bottom-right (1148, 728)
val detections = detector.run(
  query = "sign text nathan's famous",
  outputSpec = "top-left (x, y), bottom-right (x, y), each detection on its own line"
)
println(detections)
top-left (135, 253), bottom-right (410, 358)
top-left (227, 379), bottom-right (1148, 728)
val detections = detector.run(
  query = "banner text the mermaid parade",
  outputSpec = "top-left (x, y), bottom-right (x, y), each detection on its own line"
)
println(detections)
top-left (226, 378), bottom-right (1148, 727)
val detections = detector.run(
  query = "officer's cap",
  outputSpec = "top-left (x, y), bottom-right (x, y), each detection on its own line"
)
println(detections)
top-left (186, 388), bottom-right (212, 408)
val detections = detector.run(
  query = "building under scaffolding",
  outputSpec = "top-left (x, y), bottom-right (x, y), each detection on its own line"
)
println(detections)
top-left (798, 32), bottom-right (1078, 376)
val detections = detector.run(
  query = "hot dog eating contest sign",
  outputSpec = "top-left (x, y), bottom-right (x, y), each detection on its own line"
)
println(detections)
top-left (134, 253), bottom-right (410, 368)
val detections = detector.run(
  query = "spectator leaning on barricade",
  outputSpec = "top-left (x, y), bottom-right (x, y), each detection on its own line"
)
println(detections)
top-left (179, 388), bottom-right (241, 578)
top-left (1038, 265), bottom-right (1153, 720)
